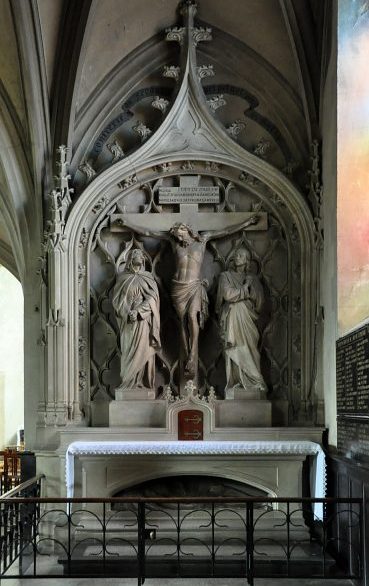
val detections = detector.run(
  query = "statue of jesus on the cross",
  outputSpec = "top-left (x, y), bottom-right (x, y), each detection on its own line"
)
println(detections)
top-left (117, 215), bottom-right (259, 380)
top-left (112, 174), bottom-right (267, 387)
top-left (168, 218), bottom-right (259, 378)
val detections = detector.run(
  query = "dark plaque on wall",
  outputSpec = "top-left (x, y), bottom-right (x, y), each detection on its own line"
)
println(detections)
top-left (337, 323), bottom-right (369, 460)
top-left (337, 418), bottom-right (369, 460)
top-left (336, 323), bottom-right (369, 415)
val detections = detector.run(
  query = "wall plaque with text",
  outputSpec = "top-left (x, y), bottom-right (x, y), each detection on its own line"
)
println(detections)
top-left (337, 418), bottom-right (369, 460)
top-left (159, 186), bottom-right (220, 204)
top-left (337, 323), bottom-right (369, 459)
top-left (336, 323), bottom-right (369, 415)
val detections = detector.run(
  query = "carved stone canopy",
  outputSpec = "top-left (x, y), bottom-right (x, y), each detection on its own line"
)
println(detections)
top-left (50, 0), bottom-right (318, 428)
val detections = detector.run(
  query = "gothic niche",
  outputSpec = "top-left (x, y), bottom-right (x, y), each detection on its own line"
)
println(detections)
top-left (88, 170), bottom-right (299, 412)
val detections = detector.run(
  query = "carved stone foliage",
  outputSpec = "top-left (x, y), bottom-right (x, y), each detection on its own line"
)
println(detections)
top-left (253, 138), bottom-right (272, 158)
top-left (107, 139), bottom-right (124, 162)
top-left (197, 65), bottom-right (215, 80)
top-left (152, 96), bottom-right (170, 114)
top-left (133, 121), bottom-right (152, 142)
top-left (206, 95), bottom-right (227, 113)
top-left (79, 160), bottom-right (96, 182)
top-left (163, 66), bottom-right (180, 81)
top-left (227, 120), bottom-right (246, 139)
top-left (86, 172), bottom-right (300, 408)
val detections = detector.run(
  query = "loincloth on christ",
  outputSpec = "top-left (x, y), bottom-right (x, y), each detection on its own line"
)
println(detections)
top-left (172, 279), bottom-right (209, 329)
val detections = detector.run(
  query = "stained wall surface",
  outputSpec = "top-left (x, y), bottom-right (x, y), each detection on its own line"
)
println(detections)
top-left (338, 0), bottom-right (369, 335)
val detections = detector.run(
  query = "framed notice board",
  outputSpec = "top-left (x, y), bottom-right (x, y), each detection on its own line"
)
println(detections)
top-left (336, 323), bottom-right (369, 459)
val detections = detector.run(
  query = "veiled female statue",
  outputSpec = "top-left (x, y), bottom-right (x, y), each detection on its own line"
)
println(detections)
top-left (112, 248), bottom-right (160, 393)
top-left (216, 246), bottom-right (266, 395)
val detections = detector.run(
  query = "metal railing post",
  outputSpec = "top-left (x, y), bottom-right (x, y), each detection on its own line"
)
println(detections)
top-left (137, 501), bottom-right (146, 586)
top-left (211, 502), bottom-right (215, 577)
top-left (246, 501), bottom-right (254, 586)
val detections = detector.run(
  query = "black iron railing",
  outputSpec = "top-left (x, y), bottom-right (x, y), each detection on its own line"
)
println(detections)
top-left (0, 480), bottom-right (363, 585)
top-left (0, 475), bottom-right (44, 576)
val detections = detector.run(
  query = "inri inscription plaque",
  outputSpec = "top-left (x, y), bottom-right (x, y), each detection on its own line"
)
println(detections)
top-left (336, 323), bottom-right (369, 415)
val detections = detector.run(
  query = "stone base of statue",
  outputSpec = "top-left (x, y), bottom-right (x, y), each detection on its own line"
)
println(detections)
top-left (216, 399), bottom-right (272, 427)
top-left (109, 393), bottom-right (166, 427)
top-left (115, 388), bottom-right (156, 401)
top-left (224, 387), bottom-right (267, 401)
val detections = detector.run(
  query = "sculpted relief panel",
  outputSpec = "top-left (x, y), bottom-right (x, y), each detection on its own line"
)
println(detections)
top-left (86, 167), bottom-right (297, 413)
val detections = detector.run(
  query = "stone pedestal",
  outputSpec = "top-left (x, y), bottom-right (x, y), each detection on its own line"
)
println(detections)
top-left (216, 399), bottom-right (272, 427)
top-left (224, 388), bottom-right (267, 400)
top-left (109, 399), bottom-right (166, 427)
top-left (115, 389), bottom-right (156, 401)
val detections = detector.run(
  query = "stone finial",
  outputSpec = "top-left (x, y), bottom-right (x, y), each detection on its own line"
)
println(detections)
top-left (184, 379), bottom-right (197, 396)
top-left (163, 385), bottom-right (174, 402)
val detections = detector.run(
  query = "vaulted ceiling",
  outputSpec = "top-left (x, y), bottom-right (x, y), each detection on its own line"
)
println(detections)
top-left (0, 0), bottom-right (332, 282)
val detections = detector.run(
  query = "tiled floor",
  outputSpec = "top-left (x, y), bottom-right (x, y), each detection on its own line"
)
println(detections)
top-left (1, 578), bottom-right (352, 586)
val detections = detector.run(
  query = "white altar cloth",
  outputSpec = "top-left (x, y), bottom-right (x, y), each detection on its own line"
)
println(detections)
top-left (65, 440), bottom-right (325, 519)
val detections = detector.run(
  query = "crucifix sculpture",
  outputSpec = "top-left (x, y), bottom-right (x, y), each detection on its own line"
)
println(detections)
top-left (111, 175), bottom-right (268, 391)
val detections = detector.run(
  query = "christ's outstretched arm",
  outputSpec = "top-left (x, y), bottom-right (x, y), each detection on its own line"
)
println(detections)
top-left (114, 217), bottom-right (171, 241)
top-left (200, 214), bottom-right (260, 242)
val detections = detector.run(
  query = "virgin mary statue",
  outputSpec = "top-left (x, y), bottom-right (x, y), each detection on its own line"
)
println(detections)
top-left (112, 248), bottom-right (160, 393)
